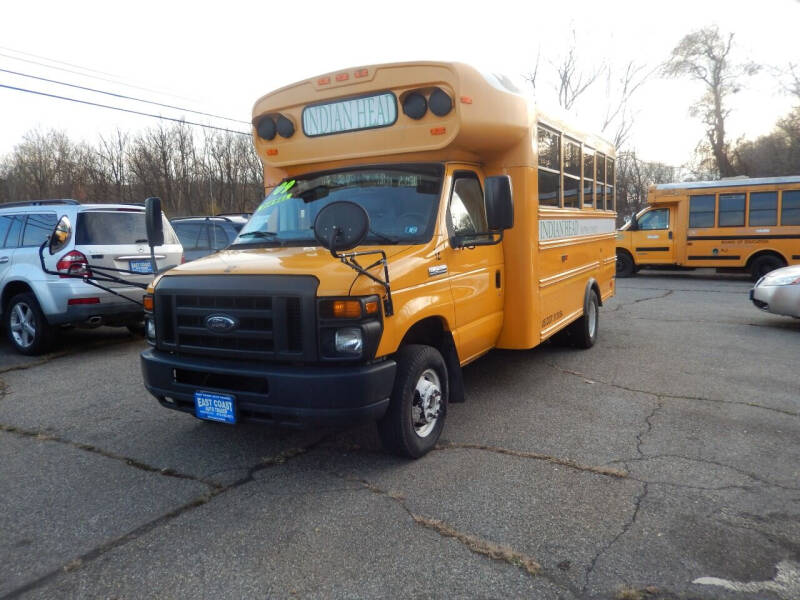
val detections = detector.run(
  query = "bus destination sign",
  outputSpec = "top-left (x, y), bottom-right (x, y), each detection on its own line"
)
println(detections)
top-left (302, 92), bottom-right (397, 137)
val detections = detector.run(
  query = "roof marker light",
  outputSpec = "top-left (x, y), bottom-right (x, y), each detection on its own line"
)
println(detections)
top-left (266, 149), bottom-right (278, 156)
top-left (354, 68), bottom-right (368, 78)
top-left (318, 76), bottom-right (331, 85)
top-left (460, 96), bottom-right (473, 104)
top-left (335, 73), bottom-right (349, 82)
top-left (430, 127), bottom-right (446, 135)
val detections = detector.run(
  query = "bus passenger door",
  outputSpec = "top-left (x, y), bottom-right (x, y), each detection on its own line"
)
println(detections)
top-left (631, 206), bottom-right (675, 265)
top-left (443, 168), bottom-right (504, 363)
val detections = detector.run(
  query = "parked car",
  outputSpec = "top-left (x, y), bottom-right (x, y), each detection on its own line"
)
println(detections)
top-left (0, 200), bottom-right (183, 355)
top-left (170, 215), bottom-right (248, 261)
top-left (750, 264), bottom-right (800, 318)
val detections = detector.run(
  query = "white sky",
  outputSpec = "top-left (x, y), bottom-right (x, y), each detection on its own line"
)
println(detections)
top-left (1, 0), bottom-right (798, 168)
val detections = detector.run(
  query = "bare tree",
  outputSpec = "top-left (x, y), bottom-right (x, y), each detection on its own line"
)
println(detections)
top-left (663, 26), bottom-right (759, 177)
top-left (615, 150), bottom-right (676, 224)
top-left (552, 30), bottom-right (603, 111)
top-left (600, 61), bottom-right (653, 148)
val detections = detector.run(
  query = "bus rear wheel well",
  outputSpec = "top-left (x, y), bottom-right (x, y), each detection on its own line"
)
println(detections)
top-left (746, 251), bottom-right (787, 280)
top-left (398, 317), bottom-right (464, 403)
top-left (745, 250), bottom-right (787, 269)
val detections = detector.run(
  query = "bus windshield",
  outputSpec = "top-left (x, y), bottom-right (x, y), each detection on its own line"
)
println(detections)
top-left (233, 164), bottom-right (444, 247)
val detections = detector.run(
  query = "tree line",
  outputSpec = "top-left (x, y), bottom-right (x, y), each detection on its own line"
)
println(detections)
top-left (0, 124), bottom-right (263, 217)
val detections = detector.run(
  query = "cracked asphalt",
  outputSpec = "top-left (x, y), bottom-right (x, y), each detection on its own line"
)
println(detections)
top-left (1, 270), bottom-right (799, 599)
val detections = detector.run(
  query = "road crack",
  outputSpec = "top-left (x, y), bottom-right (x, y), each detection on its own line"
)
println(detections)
top-left (2, 437), bottom-right (327, 600)
top-left (546, 362), bottom-right (799, 418)
top-left (435, 441), bottom-right (628, 479)
top-left (0, 423), bottom-right (224, 490)
top-left (346, 476), bottom-right (542, 576)
top-left (609, 289), bottom-right (673, 312)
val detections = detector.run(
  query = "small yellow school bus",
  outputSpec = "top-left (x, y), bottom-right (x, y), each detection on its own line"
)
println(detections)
top-left (140, 61), bottom-right (616, 457)
top-left (616, 177), bottom-right (800, 280)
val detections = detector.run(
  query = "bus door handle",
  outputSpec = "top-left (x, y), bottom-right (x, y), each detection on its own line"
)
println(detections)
top-left (668, 231), bottom-right (673, 240)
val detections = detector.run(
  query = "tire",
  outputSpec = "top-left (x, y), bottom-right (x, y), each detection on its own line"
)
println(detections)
top-left (566, 289), bottom-right (600, 349)
top-left (4, 292), bottom-right (54, 355)
top-left (750, 255), bottom-right (785, 281)
top-left (377, 344), bottom-right (448, 458)
top-left (616, 251), bottom-right (635, 277)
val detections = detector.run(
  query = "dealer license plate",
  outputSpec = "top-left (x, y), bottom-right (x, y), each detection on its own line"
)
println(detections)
top-left (194, 391), bottom-right (236, 424)
top-left (129, 259), bottom-right (154, 274)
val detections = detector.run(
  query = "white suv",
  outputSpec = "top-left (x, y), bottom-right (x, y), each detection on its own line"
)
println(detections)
top-left (0, 200), bottom-right (183, 355)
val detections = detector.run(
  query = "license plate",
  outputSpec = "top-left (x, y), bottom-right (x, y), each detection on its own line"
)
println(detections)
top-left (129, 259), bottom-right (153, 274)
top-left (194, 391), bottom-right (236, 424)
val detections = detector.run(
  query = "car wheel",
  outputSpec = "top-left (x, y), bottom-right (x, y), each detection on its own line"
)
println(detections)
top-left (750, 255), bottom-right (785, 281)
top-left (377, 344), bottom-right (448, 458)
top-left (616, 251), bottom-right (635, 277)
top-left (5, 293), bottom-right (54, 355)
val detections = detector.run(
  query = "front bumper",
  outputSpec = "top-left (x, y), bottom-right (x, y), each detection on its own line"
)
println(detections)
top-left (750, 285), bottom-right (800, 318)
top-left (140, 348), bottom-right (397, 426)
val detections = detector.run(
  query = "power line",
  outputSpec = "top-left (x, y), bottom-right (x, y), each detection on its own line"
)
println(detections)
top-left (0, 67), bottom-right (250, 125)
top-left (0, 83), bottom-right (252, 136)
top-left (0, 45), bottom-right (121, 78)
top-left (0, 50), bottom-right (197, 103)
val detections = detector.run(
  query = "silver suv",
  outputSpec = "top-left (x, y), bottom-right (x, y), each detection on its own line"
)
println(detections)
top-left (0, 200), bottom-right (183, 355)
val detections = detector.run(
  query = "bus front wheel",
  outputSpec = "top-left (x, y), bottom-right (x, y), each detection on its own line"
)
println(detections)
top-left (377, 344), bottom-right (448, 458)
top-left (616, 251), bottom-right (635, 277)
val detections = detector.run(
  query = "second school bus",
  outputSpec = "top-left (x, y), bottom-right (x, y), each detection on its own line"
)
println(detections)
top-left (140, 61), bottom-right (617, 457)
top-left (616, 177), bottom-right (800, 280)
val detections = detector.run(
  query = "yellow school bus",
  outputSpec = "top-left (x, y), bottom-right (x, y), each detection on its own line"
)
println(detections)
top-left (616, 177), bottom-right (800, 280)
top-left (140, 61), bottom-right (616, 457)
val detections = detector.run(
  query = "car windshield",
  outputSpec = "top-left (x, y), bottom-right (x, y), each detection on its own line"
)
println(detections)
top-left (232, 164), bottom-right (443, 247)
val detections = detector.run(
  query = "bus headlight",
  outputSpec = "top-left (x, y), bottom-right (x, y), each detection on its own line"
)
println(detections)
top-left (335, 328), bottom-right (363, 355)
top-left (145, 316), bottom-right (156, 344)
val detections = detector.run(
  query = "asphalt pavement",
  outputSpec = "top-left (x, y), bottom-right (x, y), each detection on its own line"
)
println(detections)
top-left (1, 270), bottom-right (798, 599)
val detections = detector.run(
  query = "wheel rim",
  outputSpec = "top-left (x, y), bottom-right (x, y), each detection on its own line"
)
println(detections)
top-left (588, 299), bottom-right (598, 339)
top-left (412, 368), bottom-right (442, 438)
top-left (10, 302), bottom-right (36, 348)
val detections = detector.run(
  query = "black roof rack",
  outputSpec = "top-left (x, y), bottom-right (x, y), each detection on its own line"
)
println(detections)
top-left (0, 199), bottom-right (80, 209)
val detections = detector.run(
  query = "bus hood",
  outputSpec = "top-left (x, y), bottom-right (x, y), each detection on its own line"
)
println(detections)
top-left (159, 244), bottom-right (416, 296)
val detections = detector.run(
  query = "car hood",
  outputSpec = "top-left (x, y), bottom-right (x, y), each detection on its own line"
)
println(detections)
top-left (758, 264), bottom-right (800, 285)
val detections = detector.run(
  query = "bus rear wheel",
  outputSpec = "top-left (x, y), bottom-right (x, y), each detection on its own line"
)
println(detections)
top-left (616, 251), bottom-right (635, 277)
top-left (750, 255), bottom-right (785, 281)
top-left (377, 344), bottom-right (448, 458)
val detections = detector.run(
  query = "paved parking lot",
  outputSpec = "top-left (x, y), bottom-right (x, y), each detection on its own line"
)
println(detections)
top-left (1, 271), bottom-right (799, 599)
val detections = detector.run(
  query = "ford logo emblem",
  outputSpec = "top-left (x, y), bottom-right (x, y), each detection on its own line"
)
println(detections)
top-left (204, 314), bottom-right (238, 333)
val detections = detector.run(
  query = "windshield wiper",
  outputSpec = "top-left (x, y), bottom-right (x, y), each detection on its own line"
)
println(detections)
top-left (367, 229), bottom-right (401, 244)
top-left (237, 231), bottom-right (278, 239)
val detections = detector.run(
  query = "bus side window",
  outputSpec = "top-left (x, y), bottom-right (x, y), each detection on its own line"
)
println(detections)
top-left (638, 208), bottom-right (669, 230)
top-left (749, 191), bottom-right (777, 226)
top-left (689, 195), bottom-right (715, 228)
top-left (781, 190), bottom-right (800, 225)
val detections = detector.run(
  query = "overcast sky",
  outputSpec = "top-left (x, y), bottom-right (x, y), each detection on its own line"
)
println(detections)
top-left (1, 0), bottom-right (797, 168)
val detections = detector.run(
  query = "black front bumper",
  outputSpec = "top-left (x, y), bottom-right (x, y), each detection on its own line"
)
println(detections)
top-left (140, 348), bottom-right (396, 426)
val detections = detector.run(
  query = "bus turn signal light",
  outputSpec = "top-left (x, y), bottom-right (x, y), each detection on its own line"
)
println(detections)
top-left (365, 300), bottom-right (379, 314)
top-left (143, 295), bottom-right (154, 311)
top-left (332, 300), bottom-right (361, 318)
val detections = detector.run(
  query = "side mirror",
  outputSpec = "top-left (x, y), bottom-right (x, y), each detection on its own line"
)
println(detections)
top-left (485, 175), bottom-right (514, 231)
top-left (629, 215), bottom-right (639, 231)
top-left (49, 215), bottom-right (72, 255)
top-left (145, 197), bottom-right (164, 248)
top-left (313, 201), bottom-right (369, 256)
